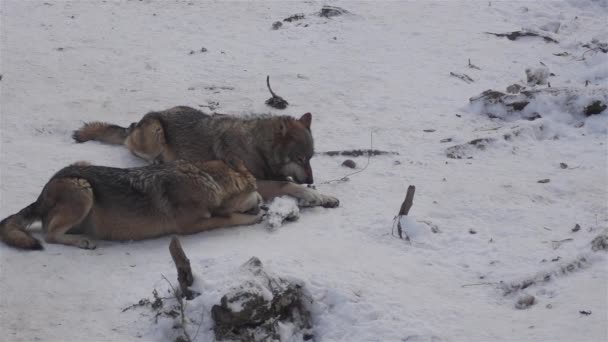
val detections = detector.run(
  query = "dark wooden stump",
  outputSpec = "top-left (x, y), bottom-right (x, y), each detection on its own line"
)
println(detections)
top-left (169, 236), bottom-right (195, 299)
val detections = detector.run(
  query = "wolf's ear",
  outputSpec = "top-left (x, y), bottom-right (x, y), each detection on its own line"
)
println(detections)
top-left (299, 113), bottom-right (312, 130)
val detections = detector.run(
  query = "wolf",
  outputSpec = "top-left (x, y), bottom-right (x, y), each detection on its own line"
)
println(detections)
top-left (0, 159), bottom-right (263, 250)
top-left (72, 106), bottom-right (339, 208)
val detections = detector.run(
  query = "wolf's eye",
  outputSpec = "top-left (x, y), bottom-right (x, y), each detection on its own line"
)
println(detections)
top-left (296, 156), bottom-right (306, 164)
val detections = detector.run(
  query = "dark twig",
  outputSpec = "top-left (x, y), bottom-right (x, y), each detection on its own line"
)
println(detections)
top-left (161, 274), bottom-right (193, 342)
top-left (485, 31), bottom-right (558, 43)
top-left (318, 149), bottom-right (398, 157)
top-left (461, 282), bottom-right (499, 288)
top-left (468, 58), bottom-right (481, 70)
top-left (550, 238), bottom-right (574, 250)
top-left (450, 72), bottom-right (474, 83)
top-left (265, 75), bottom-right (288, 109)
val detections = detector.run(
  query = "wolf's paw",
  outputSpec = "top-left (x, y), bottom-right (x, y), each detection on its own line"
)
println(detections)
top-left (320, 194), bottom-right (340, 208)
top-left (78, 239), bottom-right (97, 250)
top-left (296, 191), bottom-right (340, 208)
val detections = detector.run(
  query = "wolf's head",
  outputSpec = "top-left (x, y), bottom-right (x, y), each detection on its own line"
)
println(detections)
top-left (273, 113), bottom-right (315, 184)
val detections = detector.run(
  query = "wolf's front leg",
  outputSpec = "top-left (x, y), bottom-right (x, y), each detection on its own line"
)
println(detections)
top-left (256, 180), bottom-right (339, 208)
top-left (178, 213), bottom-right (263, 235)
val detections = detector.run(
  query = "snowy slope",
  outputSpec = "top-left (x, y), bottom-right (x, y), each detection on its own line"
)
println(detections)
top-left (1, 1), bottom-right (607, 341)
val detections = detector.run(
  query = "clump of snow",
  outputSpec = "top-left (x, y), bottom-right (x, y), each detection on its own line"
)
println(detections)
top-left (399, 216), bottom-right (436, 242)
top-left (468, 87), bottom-right (608, 127)
top-left (525, 67), bottom-right (550, 85)
top-left (539, 21), bottom-right (561, 34)
top-left (265, 196), bottom-right (300, 230)
top-left (515, 294), bottom-right (536, 309)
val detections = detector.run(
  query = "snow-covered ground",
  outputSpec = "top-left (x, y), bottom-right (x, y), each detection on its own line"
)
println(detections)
top-left (1, 1), bottom-right (607, 341)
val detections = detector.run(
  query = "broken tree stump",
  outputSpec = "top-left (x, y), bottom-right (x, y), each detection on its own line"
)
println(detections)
top-left (396, 185), bottom-right (416, 240)
top-left (169, 236), bottom-right (195, 299)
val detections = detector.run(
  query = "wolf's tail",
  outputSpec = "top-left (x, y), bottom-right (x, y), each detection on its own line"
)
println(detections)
top-left (72, 121), bottom-right (134, 145)
top-left (0, 202), bottom-right (43, 250)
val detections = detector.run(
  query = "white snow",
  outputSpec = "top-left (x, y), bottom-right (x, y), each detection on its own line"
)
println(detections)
top-left (1, 1), bottom-right (607, 341)
top-left (265, 196), bottom-right (300, 230)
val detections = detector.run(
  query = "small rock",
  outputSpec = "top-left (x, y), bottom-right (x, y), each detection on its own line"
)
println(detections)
top-left (272, 21), bottom-right (282, 30)
top-left (423, 129), bottom-right (436, 133)
top-left (506, 84), bottom-right (524, 94)
top-left (560, 162), bottom-right (568, 169)
top-left (200, 47), bottom-right (207, 52)
top-left (546, 304), bottom-right (552, 309)
top-left (189, 50), bottom-right (195, 55)
top-left (579, 310), bottom-right (592, 315)
top-left (342, 159), bottom-right (356, 168)
top-left (584, 100), bottom-right (607, 116)
top-left (537, 179), bottom-right (550, 184)
top-left (187, 87), bottom-right (195, 91)
top-left (591, 233), bottom-right (608, 251)
top-left (393, 160), bottom-right (401, 165)
top-left (319, 5), bottom-right (349, 18)
top-left (515, 295), bottom-right (536, 309)
top-left (572, 224), bottom-right (581, 232)
top-left (440, 138), bottom-right (452, 143)
top-left (469, 229), bottom-right (477, 235)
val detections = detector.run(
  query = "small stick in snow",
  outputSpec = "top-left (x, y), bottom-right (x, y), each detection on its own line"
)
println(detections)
top-left (468, 59), bottom-right (481, 70)
top-left (461, 282), bottom-right (499, 288)
top-left (395, 185), bottom-right (416, 240)
top-left (550, 238), bottom-right (574, 250)
top-left (484, 31), bottom-right (558, 44)
top-left (169, 237), bottom-right (195, 299)
top-left (265, 75), bottom-right (288, 109)
top-left (450, 72), bottom-right (474, 83)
